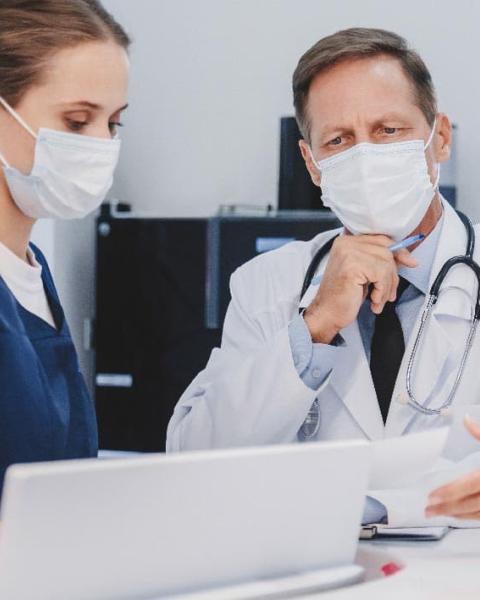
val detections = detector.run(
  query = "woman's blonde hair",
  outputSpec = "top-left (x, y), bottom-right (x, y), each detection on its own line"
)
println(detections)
top-left (0, 0), bottom-right (131, 107)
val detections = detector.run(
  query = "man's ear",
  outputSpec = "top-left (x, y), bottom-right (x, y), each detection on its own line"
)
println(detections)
top-left (299, 139), bottom-right (321, 187)
top-left (434, 112), bottom-right (452, 164)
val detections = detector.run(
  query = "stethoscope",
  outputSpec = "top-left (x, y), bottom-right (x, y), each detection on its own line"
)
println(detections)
top-left (299, 211), bottom-right (480, 439)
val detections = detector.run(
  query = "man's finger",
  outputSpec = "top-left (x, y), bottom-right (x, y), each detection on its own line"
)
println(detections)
top-left (428, 470), bottom-right (480, 505)
top-left (464, 415), bottom-right (480, 441)
top-left (389, 272), bottom-right (399, 302)
top-left (393, 247), bottom-right (418, 268)
top-left (370, 280), bottom-right (390, 314)
top-left (451, 511), bottom-right (480, 521)
top-left (425, 492), bottom-right (480, 517)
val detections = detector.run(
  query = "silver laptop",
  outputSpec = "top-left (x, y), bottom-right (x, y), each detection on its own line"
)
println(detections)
top-left (0, 440), bottom-right (369, 600)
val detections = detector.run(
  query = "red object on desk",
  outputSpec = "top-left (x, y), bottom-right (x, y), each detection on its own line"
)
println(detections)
top-left (381, 562), bottom-right (403, 577)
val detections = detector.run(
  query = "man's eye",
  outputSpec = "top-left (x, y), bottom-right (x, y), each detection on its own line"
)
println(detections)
top-left (329, 136), bottom-right (342, 146)
top-left (384, 127), bottom-right (397, 134)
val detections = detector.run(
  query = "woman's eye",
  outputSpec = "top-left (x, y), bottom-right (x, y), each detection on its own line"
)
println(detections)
top-left (109, 121), bottom-right (123, 135)
top-left (66, 119), bottom-right (87, 132)
top-left (384, 127), bottom-right (397, 134)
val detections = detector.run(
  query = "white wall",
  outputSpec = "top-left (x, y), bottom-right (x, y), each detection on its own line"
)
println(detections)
top-left (56, 0), bottom-right (480, 387)
top-left (31, 219), bottom-right (55, 269)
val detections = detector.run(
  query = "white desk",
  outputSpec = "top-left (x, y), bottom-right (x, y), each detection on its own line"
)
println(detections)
top-left (169, 529), bottom-right (480, 600)
top-left (308, 529), bottom-right (480, 599)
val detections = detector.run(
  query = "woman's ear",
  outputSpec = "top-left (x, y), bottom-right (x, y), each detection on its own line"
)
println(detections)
top-left (299, 139), bottom-right (321, 187)
top-left (435, 112), bottom-right (452, 164)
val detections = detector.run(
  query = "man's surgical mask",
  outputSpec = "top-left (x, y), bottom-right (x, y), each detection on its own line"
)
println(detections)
top-left (0, 96), bottom-right (121, 220)
top-left (309, 122), bottom-right (440, 241)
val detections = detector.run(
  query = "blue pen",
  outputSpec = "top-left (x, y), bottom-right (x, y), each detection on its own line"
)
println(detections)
top-left (388, 233), bottom-right (425, 252)
top-left (310, 232), bottom-right (425, 286)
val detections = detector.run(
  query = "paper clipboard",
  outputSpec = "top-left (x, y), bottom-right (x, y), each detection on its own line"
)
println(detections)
top-left (360, 525), bottom-right (449, 541)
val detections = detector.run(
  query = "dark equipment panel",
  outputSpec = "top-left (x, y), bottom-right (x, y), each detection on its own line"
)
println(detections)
top-left (95, 210), bottom-right (340, 452)
top-left (278, 117), bottom-right (324, 211)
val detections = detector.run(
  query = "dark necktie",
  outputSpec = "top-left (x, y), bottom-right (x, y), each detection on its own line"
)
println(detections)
top-left (370, 277), bottom-right (410, 423)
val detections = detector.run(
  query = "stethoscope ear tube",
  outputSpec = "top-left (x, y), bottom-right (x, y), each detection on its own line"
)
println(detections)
top-left (299, 233), bottom-right (339, 302)
top-left (457, 210), bottom-right (475, 259)
top-left (429, 254), bottom-right (480, 319)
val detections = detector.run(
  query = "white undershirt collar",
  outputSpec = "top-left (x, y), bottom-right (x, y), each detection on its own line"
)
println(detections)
top-left (0, 241), bottom-right (44, 293)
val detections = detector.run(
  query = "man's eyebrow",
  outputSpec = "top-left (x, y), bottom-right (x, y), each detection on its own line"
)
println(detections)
top-left (317, 114), bottom-right (410, 137)
top-left (317, 125), bottom-right (351, 138)
top-left (371, 113), bottom-right (409, 123)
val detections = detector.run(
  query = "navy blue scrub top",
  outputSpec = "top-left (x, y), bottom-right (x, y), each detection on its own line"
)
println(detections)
top-left (0, 243), bottom-right (98, 493)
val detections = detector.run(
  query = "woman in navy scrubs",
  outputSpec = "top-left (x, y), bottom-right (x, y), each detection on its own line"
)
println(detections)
top-left (0, 0), bottom-right (130, 490)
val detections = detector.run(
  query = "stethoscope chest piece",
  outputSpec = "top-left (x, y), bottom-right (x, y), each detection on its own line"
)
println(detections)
top-left (300, 398), bottom-right (321, 439)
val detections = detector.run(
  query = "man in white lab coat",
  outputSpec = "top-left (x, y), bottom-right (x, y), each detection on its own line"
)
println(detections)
top-left (167, 28), bottom-right (480, 526)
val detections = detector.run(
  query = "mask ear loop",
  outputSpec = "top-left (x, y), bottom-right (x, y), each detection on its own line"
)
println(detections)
top-left (308, 145), bottom-right (321, 171)
top-left (0, 96), bottom-right (37, 139)
top-left (0, 150), bottom-right (9, 169)
top-left (0, 95), bottom-right (38, 170)
top-left (424, 116), bottom-right (441, 190)
top-left (424, 116), bottom-right (437, 151)
top-left (433, 163), bottom-right (441, 190)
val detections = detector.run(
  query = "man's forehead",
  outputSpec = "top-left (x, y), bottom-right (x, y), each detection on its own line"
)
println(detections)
top-left (306, 56), bottom-right (420, 131)
top-left (309, 54), bottom-right (415, 99)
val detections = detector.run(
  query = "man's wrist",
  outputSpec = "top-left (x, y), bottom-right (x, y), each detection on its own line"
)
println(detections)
top-left (303, 307), bottom-right (340, 344)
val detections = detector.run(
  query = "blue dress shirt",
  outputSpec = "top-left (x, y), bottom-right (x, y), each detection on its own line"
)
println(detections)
top-left (289, 212), bottom-right (444, 523)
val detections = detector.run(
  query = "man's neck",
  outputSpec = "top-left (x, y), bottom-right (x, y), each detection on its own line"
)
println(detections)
top-left (407, 193), bottom-right (443, 252)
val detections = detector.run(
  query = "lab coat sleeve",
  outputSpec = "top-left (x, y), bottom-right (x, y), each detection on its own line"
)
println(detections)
top-left (166, 268), bottom-right (331, 451)
top-left (370, 452), bottom-right (480, 528)
top-left (289, 312), bottom-right (346, 391)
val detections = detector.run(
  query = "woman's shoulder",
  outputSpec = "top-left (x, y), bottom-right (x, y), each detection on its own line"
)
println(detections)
top-left (29, 243), bottom-right (57, 296)
top-left (29, 243), bottom-right (51, 275)
top-left (0, 279), bottom-right (25, 335)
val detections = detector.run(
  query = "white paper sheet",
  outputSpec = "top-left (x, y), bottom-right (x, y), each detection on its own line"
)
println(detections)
top-left (369, 427), bottom-right (449, 489)
top-left (442, 406), bottom-right (480, 462)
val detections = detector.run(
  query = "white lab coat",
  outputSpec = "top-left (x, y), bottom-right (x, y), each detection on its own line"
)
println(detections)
top-left (167, 202), bottom-right (480, 526)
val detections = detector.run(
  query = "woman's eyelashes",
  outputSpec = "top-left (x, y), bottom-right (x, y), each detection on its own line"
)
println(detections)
top-left (63, 117), bottom-right (124, 136)
top-left (109, 121), bottom-right (123, 135)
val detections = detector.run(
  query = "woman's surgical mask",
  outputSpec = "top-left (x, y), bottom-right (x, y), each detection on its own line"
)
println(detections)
top-left (0, 96), bottom-right (121, 220)
top-left (309, 122), bottom-right (440, 241)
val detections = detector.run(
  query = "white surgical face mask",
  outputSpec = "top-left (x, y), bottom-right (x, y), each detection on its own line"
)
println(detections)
top-left (0, 96), bottom-right (121, 220)
top-left (309, 122), bottom-right (440, 241)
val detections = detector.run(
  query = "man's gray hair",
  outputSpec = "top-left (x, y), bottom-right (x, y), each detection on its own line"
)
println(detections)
top-left (293, 27), bottom-right (437, 141)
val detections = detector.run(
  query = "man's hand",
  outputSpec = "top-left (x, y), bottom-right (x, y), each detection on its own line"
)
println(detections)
top-left (304, 234), bottom-right (418, 344)
top-left (426, 416), bottom-right (480, 520)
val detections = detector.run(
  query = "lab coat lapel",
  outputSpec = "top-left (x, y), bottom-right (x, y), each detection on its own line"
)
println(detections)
top-left (385, 202), bottom-right (476, 437)
top-left (328, 320), bottom-right (385, 440)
